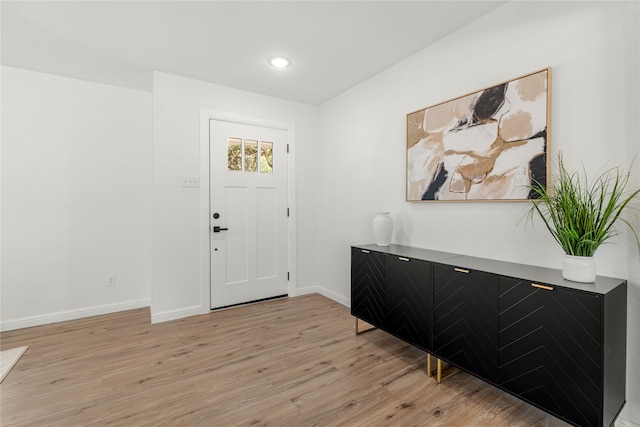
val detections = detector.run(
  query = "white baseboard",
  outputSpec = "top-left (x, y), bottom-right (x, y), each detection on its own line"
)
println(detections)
top-left (296, 285), bottom-right (350, 307)
top-left (151, 305), bottom-right (206, 324)
top-left (0, 299), bottom-right (150, 332)
top-left (617, 416), bottom-right (640, 427)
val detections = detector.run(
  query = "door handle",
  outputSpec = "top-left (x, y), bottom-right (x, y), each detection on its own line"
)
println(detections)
top-left (213, 226), bottom-right (229, 233)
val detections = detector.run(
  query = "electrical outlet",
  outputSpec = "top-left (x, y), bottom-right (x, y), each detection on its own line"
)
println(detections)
top-left (107, 274), bottom-right (117, 287)
top-left (181, 176), bottom-right (200, 188)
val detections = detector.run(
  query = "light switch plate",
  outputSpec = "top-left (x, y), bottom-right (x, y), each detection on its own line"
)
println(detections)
top-left (181, 175), bottom-right (200, 188)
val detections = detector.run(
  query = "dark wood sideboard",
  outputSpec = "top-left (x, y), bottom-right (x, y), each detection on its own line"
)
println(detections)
top-left (351, 244), bottom-right (627, 427)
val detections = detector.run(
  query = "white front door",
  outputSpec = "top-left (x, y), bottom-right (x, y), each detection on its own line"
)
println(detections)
top-left (209, 120), bottom-right (288, 309)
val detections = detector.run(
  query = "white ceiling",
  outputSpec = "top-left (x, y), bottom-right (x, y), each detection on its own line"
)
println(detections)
top-left (1, 1), bottom-right (507, 105)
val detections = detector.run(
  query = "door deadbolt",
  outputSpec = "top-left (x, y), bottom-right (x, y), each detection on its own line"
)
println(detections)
top-left (213, 213), bottom-right (220, 219)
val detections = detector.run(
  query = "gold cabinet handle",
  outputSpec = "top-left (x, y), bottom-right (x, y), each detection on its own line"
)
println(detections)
top-left (531, 283), bottom-right (554, 291)
top-left (399, 257), bottom-right (410, 262)
top-left (454, 268), bottom-right (470, 274)
top-left (361, 250), bottom-right (370, 254)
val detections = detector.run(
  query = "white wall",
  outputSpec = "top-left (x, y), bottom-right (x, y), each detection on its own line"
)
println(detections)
top-left (1, 66), bottom-right (152, 330)
top-left (151, 72), bottom-right (319, 321)
top-left (317, 1), bottom-right (640, 423)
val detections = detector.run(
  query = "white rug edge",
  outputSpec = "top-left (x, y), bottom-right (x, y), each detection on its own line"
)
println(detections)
top-left (0, 346), bottom-right (29, 383)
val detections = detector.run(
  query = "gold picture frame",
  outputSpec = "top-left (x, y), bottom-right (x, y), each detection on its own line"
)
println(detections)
top-left (406, 68), bottom-right (551, 202)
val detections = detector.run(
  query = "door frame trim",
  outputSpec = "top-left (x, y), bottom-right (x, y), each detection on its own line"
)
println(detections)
top-left (199, 110), bottom-right (297, 313)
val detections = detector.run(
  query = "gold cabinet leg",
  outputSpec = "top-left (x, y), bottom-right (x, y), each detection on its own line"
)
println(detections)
top-left (435, 357), bottom-right (460, 384)
top-left (426, 353), bottom-right (437, 377)
top-left (354, 317), bottom-right (376, 335)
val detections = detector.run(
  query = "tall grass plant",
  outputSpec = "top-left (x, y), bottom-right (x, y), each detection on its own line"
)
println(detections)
top-left (527, 156), bottom-right (640, 257)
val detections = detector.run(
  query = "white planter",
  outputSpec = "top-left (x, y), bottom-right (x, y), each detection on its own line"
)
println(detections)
top-left (562, 254), bottom-right (596, 283)
top-left (373, 212), bottom-right (393, 246)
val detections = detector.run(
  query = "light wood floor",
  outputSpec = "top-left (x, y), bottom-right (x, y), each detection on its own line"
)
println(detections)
top-left (0, 294), bottom-right (568, 426)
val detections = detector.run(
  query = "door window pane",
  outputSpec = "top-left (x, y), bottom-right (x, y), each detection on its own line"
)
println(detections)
top-left (261, 141), bottom-right (273, 173)
top-left (245, 140), bottom-right (258, 172)
top-left (228, 138), bottom-right (242, 171)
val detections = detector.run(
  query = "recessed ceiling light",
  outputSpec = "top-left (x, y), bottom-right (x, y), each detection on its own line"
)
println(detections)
top-left (268, 56), bottom-right (291, 69)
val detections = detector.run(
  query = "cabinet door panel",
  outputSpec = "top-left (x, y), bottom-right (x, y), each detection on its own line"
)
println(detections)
top-left (499, 278), bottom-right (601, 427)
top-left (385, 256), bottom-right (432, 351)
top-left (433, 265), bottom-right (499, 382)
top-left (351, 248), bottom-right (385, 328)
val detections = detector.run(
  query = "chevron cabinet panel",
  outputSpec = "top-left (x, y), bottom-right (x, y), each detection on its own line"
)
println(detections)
top-left (385, 256), bottom-right (432, 351)
top-left (433, 264), bottom-right (499, 382)
top-left (350, 247), bottom-right (385, 328)
top-left (499, 277), bottom-right (625, 427)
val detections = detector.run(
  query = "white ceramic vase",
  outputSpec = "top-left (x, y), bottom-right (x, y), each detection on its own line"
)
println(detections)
top-left (373, 212), bottom-right (393, 246)
top-left (562, 254), bottom-right (596, 283)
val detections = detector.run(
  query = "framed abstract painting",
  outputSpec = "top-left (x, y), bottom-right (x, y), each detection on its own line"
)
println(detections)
top-left (406, 68), bottom-right (551, 202)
